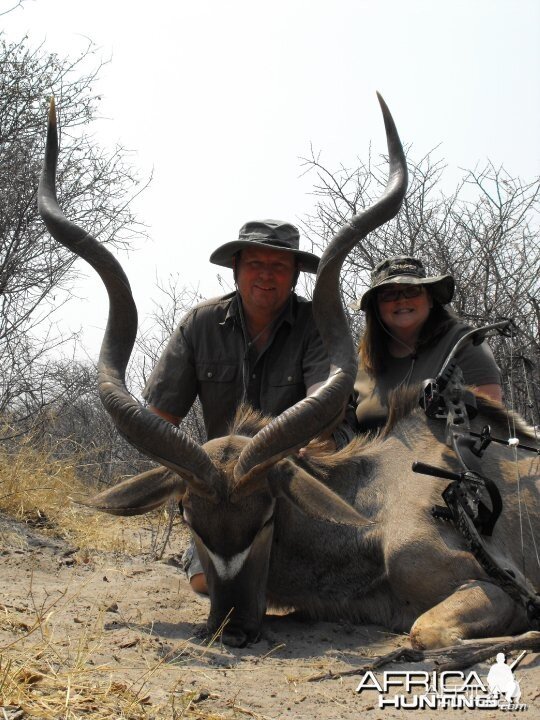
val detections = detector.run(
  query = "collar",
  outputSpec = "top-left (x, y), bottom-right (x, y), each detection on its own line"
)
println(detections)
top-left (222, 291), bottom-right (297, 327)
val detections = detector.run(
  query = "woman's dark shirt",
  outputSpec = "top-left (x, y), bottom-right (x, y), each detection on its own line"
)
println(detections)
top-left (355, 322), bottom-right (501, 430)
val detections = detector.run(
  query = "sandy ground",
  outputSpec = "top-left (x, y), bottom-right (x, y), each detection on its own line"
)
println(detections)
top-left (1, 512), bottom-right (539, 720)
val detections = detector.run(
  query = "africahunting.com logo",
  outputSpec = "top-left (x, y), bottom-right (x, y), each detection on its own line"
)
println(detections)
top-left (355, 651), bottom-right (528, 711)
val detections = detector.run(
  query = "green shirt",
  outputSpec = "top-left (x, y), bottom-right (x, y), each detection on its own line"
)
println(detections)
top-left (143, 292), bottom-right (331, 440)
top-left (355, 323), bottom-right (501, 430)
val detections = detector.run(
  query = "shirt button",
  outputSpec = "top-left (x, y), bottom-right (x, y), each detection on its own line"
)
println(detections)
top-left (287, 376), bottom-right (293, 382)
top-left (207, 371), bottom-right (213, 378)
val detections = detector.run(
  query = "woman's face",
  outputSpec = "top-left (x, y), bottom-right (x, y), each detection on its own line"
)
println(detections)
top-left (376, 283), bottom-right (433, 339)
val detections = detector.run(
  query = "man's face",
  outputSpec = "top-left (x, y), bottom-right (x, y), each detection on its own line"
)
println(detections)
top-left (235, 246), bottom-right (296, 317)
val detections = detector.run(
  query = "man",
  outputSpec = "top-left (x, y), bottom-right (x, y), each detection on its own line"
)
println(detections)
top-left (143, 219), bottom-right (354, 592)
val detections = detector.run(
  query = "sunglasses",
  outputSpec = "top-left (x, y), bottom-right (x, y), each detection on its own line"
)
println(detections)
top-left (377, 285), bottom-right (425, 303)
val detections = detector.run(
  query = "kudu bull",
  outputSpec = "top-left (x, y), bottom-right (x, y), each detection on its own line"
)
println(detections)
top-left (39, 96), bottom-right (539, 649)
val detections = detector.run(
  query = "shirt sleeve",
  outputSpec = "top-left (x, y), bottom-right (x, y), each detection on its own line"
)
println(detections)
top-left (332, 398), bottom-right (359, 449)
top-left (354, 366), bottom-right (388, 430)
top-left (301, 311), bottom-right (358, 448)
top-left (455, 339), bottom-right (501, 387)
top-left (142, 310), bottom-right (198, 418)
top-left (301, 314), bottom-right (331, 390)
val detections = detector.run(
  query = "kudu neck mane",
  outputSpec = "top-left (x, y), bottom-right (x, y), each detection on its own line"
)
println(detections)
top-left (226, 404), bottom-right (353, 477)
top-left (383, 385), bottom-right (536, 440)
top-left (228, 404), bottom-right (273, 438)
top-left (226, 395), bottom-right (536, 482)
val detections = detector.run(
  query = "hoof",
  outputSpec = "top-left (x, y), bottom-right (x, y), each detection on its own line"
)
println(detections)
top-left (222, 628), bottom-right (249, 648)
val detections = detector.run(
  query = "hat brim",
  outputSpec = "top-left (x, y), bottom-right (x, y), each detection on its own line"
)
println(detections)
top-left (210, 240), bottom-right (320, 274)
top-left (355, 274), bottom-right (455, 311)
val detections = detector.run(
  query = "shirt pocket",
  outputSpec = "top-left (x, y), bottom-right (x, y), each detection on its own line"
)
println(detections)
top-left (267, 367), bottom-right (304, 388)
top-left (196, 363), bottom-right (238, 383)
top-left (266, 367), bottom-right (305, 415)
top-left (196, 363), bottom-right (240, 434)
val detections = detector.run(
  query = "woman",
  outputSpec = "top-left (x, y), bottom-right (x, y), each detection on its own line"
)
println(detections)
top-left (355, 256), bottom-right (502, 431)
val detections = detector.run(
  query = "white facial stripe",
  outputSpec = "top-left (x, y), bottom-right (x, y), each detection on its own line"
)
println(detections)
top-left (206, 545), bottom-right (252, 580)
top-left (199, 503), bottom-right (275, 581)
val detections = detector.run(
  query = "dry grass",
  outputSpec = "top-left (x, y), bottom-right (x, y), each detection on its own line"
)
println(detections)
top-left (0, 589), bottom-right (248, 720)
top-left (1, 635), bottom-right (220, 719)
top-left (0, 651), bottom-right (154, 719)
top-left (0, 439), bottom-right (175, 556)
top-left (0, 441), bottom-right (228, 719)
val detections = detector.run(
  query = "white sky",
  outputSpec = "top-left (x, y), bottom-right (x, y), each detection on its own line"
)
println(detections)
top-left (3, 0), bottom-right (540, 360)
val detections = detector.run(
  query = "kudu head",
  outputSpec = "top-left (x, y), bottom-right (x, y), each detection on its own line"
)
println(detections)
top-left (38, 94), bottom-right (407, 647)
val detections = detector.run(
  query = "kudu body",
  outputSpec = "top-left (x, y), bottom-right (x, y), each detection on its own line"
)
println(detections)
top-left (38, 96), bottom-right (538, 649)
top-left (211, 398), bottom-right (538, 649)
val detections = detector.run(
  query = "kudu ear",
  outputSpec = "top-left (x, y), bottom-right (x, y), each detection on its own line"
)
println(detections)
top-left (78, 466), bottom-right (186, 516)
top-left (268, 459), bottom-right (372, 527)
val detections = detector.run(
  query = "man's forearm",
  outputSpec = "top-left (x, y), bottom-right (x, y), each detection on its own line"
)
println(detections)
top-left (148, 405), bottom-right (181, 427)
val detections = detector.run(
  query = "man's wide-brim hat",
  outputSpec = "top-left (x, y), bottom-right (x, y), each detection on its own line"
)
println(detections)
top-left (209, 219), bottom-right (320, 274)
top-left (355, 256), bottom-right (455, 311)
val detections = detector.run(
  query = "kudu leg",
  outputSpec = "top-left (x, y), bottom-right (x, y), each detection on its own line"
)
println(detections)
top-left (410, 580), bottom-right (528, 649)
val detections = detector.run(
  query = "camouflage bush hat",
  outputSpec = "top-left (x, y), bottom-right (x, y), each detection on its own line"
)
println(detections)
top-left (209, 219), bottom-right (320, 274)
top-left (355, 256), bottom-right (455, 311)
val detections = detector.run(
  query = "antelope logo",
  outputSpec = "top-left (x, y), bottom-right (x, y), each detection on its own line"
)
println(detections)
top-left (355, 651), bottom-right (529, 711)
